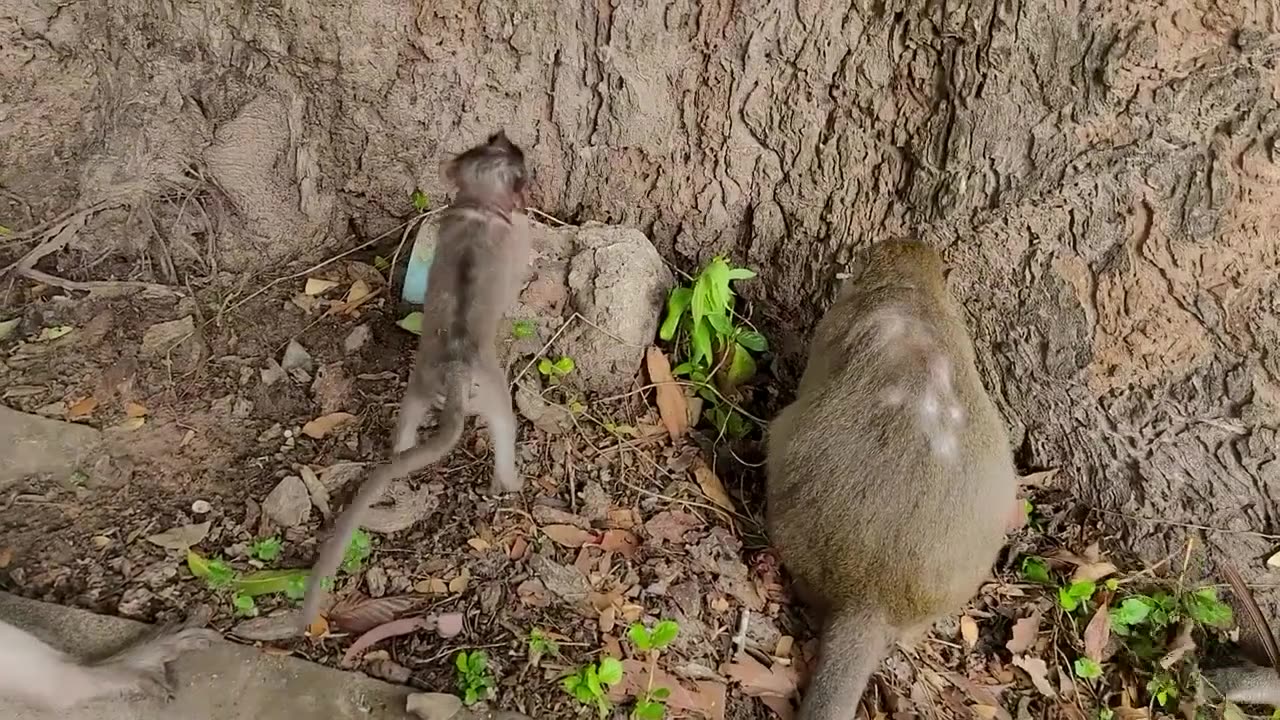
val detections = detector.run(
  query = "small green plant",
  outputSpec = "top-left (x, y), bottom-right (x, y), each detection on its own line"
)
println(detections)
top-left (342, 529), bottom-right (374, 574)
top-left (1147, 670), bottom-right (1178, 708)
top-left (411, 189), bottom-right (430, 212)
top-left (562, 656), bottom-right (623, 718)
top-left (658, 256), bottom-right (765, 439)
top-left (537, 356), bottom-right (575, 383)
top-left (455, 650), bottom-right (495, 706)
top-left (1019, 555), bottom-right (1052, 585)
top-left (1058, 580), bottom-right (1097, 612)
top-left (249, 536), bottom-right (283, 563)
top-left (1073, 656), bottom-right (1102, 680)
top-left (232, 591), bottom-right (258, 618)
top-left (373, 255), bottom-right (391, 272)
top-left (193, 555), bottom-right (237, 589)
top-left (627, 620), bottom-right (679, 720)
top-left (527, 627), bottom-right (560, 660)
top-left (511, 319), bottom-right (536, 340)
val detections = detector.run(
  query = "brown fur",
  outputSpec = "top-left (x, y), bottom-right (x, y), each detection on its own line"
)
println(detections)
top-left (298, 131), bottom-right (531, 632)
top-left (766, 240), bottom-right (1018, 719)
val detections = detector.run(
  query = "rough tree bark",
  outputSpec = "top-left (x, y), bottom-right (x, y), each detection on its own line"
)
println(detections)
top-left (3, 1), bottom-right (1279, 595)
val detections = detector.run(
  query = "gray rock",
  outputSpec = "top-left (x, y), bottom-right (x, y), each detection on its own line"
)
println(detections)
top-left (281, 339), bottom-right (313, 372)
top-left (0, 406), bottom-right (102, 491)
top-left (260, 358), bottom-right (286, 386)
top-left (140, 315), bottom-right (196, 355)
top-left (513, 376), bottom-right (574, 434)
top-left (262, 476), bottom-right (312, 527)
top-left (344, 325), bottom-right (371, 353)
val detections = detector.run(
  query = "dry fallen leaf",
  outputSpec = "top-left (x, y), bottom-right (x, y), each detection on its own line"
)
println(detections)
top-left (1006, 611), bottom-right (1042, 654)
top-left (1012, 655), bottom-right (1057, 698)
top-left (328, 594), bottom-right (422, 634)
top-left (304, 277), bottom-right (340, 296)
top-left (1159, 619), bottom-right (1196, 669)
top-left (723, 653), bottom-right (798, 700)
top-left (467, 537), bottom-right (491, 552)
top-left (125, 401), bottom-right (148, 417)
top-left (341, 617), bottom-right (434, 667)
top-left (644, 510), bottom-right (702, 545)
top-left (1083, 602), bottom-right (1111, 661)
top-left (1020, 468), bottom-right (1060, 487)
top-left (541, 524), bottom-right (595, 548)
top-left (693, 458), bottom-right (736, 515)
top-left (0, 547), bottom-right (11, 569)
top-left (347, 279), bottom-right (372, 303)
top-left (448, 571), bottom-right (470, 594)
top-left (1267, 550), bottom-right (1280, 569)
top-left (307, 615), bottom-right (330, 639)
top-left (960, 615), bottom-right (979, 649)
top-left (145, 521), bottom-right (211, 551)
top-left (613, 658), bottom-right (727, 720)
top-left (113, 416), bottom-right (146, 431)
top-left (646, 347), bottom-right (689, 441)
top-left (66, 396), bottom-right (98, 420)
top-left (1072, 561), bottom-right (1119, 583)
top-left (599, 529), bottom-right (640, 558)
top-left (301, 412), bottom-right (356, 439)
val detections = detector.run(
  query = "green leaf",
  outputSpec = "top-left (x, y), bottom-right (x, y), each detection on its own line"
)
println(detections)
top-left (1184, 586), bottom-right (1234, 628)
top-left (232, 592), bottom-right (257, 617)
top-left (634, 700), bottom-right (666, 720)
top-left (468, 651), bottom-right (488, 674)
top-left (397, 312), bottom-right (424, 336)
top-left (650, 620), bottom-right (679, 648)
top-left (651, 687), bottom-right (671, 700)
top-left (341, 529), bottom-right (373, 574)
top-left (1058, 580), bottom-right (1097, 612)
top-left (1073, 657), bottom-right (1102, 679)
top-left (235, 569), bottom-right (310, 597)
top-left (411, 189), bottom-right (430, 211)
top-left (628, 623), bottom-right (652, 651)
top-left (1110, 597), bottom-right (1153, 630)
top-left (690, 320), bottom-right (713, 367)
top-left (706, 310), bottom-right (734, 338)
top-left (249, 536), bottom-right (283, 562)
top-left (284, 573), bottom-right (307, 601)
top-left (373, 255), bottom-right (391, 271)
top-left (456, 651), bottom-right (470, 673)
top-left (511, 319), bottom-right (536, 339)
top-left (597, 656), bottom-right (623, 685)
top-left (736, 330), bottom-right (767, 352)
top-left (563, 674), bottom-right (581, 694)
top-left (725, 267), bottom-right (756, 281)
top-left (187, 551), bottom-right (236, 589)
top-left (538, 358), bottom-right (553, 375)
top-left (553, 357), bottom-right (575, 375)
top-left (585, 664), bottom-right (602, 695)
top-left (671, 361), bottom-right (693, 377)
top-left (573, 684), bottom-right (595, 704)
top-left (1019, 556), bottom-right (1052, 585)
top-left (725, 343), bottom-right (757, 388)
top-left (463, 686), bottom-right (479, 705)
top-left (703, 257), bottom-right (732, 312)
top-left (659, 287), bottom-right (693, 341)
top-left (0, 224), bottom-right (11, 236)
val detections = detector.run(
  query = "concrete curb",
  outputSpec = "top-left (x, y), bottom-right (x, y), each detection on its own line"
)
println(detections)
top-left (0, 592), bottom-right (413, 719)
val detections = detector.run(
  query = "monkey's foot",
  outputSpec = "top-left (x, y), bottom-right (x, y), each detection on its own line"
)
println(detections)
top-left (98, 627), bottom-right (220, 700)
top-left (487, 471), bottom-right (523, 496)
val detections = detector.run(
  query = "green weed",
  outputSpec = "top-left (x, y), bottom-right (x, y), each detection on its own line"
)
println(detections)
top-left (455, 650), bottom-right (495, 706)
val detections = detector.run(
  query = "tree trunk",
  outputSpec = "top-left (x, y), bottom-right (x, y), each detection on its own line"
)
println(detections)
top-left (3, 1), bottom-right (1279, 589)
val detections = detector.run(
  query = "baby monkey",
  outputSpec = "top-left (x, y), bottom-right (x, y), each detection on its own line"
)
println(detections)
top-left (299, 131), bottom-right (531, 631)
top-left (0, 617), bottom-right (216, 711)
top-left (767, 240), bottom-right (1019, 720)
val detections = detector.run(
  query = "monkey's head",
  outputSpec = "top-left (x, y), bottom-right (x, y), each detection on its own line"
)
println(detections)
top-left (844, 239), bottom-right (946, 291)
top-left (445, 130), bottom-right (528, 210)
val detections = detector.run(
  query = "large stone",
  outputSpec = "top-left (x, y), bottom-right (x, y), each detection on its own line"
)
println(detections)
top-left (409, 216), bottom-right (673, 395)
top-left (262, 476), bottom-right (312, 528)
top-left (0, 405), bottom-right (102, 491)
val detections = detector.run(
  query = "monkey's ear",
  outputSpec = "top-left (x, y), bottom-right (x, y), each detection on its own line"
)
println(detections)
top-left (488, 129), bottom-right (509, 145)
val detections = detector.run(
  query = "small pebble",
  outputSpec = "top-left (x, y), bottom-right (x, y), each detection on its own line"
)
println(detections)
top-left (191, 499), bottom-right (212, 514)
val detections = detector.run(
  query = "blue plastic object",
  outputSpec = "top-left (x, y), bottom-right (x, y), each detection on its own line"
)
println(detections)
top-left (401, 227), bottom-right (437, 304)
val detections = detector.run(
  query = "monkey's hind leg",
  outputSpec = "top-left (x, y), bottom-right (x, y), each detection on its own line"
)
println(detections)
top-left (475, 361), bottom-right (521, 495)
top-left (394, 370), bottom-right (439, 453)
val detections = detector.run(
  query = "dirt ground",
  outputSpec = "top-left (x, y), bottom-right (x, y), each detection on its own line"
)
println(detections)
top-left (0, 217), bottom-right (1264, 720)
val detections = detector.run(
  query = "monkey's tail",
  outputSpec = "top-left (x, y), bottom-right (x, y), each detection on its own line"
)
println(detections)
top-left (297, 364), bottom-right (470, 633)
top-left (798, 608), bottom-right (892, 720)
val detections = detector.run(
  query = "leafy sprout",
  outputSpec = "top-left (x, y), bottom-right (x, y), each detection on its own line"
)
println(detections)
top-left (341, 529), bottom-right (374, 574)
top-left (1019, 555), bottom-right (1052, 585)
top-left (537, 356), bottom-right (575, 382)
top-left (249, 536), bottom-right (283, 563)
top-left (527, 627), bottom-right (560, 660)
top-left (511, 319), bottom-right (536, 340)
top-left (455, 650), bottom-right (495, 706)
top-left (411, 189), bottom-right (430, 212)
top-left (658, 256), bottom-right (764, 439)
top-left (562, 657), bottom-right (623, 718)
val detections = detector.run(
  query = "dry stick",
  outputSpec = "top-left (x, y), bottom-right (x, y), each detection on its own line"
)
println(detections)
top-left (20, 267), bottom-right (178, 297)
top-left (524, 206), bottom-right (570, 227)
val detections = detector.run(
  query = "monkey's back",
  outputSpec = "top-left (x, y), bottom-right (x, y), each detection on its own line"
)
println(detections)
top-left (767, 245), bottom-right (1015, 629)
top-left (415, 208), bottom-right (530, 368)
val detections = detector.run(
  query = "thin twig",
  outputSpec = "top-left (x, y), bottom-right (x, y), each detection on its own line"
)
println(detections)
top-left (19, 267), bottom-right (179, 297)
top-left (524, 206), bottom-right (570, 227)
